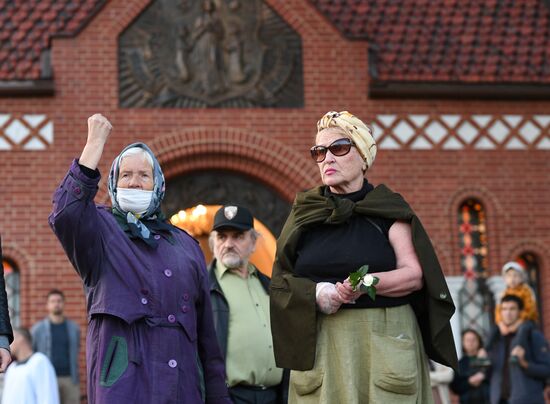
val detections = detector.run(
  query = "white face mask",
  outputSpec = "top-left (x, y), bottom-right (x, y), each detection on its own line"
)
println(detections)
top-left (116, 188), bottom-right (153, 216)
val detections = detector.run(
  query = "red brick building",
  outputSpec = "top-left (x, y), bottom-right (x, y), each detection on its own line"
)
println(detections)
top-left (1, 0), bottom-right (549, 397)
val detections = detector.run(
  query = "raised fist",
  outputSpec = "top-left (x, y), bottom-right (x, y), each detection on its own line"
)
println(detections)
top-left (87, 114), bottom-right (112, 144)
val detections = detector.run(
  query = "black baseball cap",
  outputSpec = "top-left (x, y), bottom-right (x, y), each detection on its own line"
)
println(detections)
top-left (212, 205), bottom-right (254, 231)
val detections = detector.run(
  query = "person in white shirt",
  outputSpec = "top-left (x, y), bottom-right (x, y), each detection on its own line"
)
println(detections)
top-left (429, 359), bottom-right (455, 404)
top-left (2, 327), bottom-right (59, 404)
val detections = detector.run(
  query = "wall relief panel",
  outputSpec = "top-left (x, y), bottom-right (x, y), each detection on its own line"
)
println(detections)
top-left (119, 0), bottom-right (303, 108)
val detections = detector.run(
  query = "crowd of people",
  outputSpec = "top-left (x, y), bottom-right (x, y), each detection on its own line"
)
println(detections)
top-left (0, 111), bottom-right (548, 403)
top-left (429, 261), bottom-right (550, 404)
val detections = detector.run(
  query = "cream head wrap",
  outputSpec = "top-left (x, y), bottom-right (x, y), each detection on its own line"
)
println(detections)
top-left (317, 111), bottom-right (377, 170)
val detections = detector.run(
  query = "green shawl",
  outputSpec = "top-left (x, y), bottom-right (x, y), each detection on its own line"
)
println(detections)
top-left (269, 184), bottom-right (458, 371)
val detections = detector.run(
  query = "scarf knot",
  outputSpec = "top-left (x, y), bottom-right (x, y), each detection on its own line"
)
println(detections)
top-left (325, 196), bottom-right (355, 224)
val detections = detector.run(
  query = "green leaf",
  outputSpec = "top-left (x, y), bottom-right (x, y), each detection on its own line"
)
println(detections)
top-left (367, 287), bottom-right (376, 301)
top-left (372, 277), bottom-right (379, 286)
top-left (358, 265), bottom-right (370, 276)
top-left (349, 272), bottom-right (362, 288)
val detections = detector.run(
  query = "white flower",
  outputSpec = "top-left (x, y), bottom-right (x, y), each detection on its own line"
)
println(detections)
top-left (363, 274), bottom-right (375, 287)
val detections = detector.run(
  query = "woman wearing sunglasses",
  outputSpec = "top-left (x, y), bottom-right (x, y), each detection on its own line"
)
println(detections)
top-left (270, 111), bottom-right (457, 403)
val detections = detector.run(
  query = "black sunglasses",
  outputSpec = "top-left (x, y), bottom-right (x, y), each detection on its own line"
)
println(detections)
top-left (310, 138), bottom-right (356, 163)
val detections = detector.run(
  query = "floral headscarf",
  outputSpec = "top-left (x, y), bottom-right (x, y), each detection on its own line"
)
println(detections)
top-left (317, 111), bottom-right (377, 170)
top-left (108, 142), bottom-right (170, 247)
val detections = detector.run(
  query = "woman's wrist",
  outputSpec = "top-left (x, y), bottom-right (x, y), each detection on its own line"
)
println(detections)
top-left (80, 140), bottom-right (105, 170)
top-left (315, 282), bottom-right (333, 299)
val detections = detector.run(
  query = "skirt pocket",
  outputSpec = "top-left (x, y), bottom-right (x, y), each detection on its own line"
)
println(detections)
top-left (371, 332), bottom-right (418, 396)
top-left (291, 368), bottom-right (324, 396)
top-left (100, 336), bottom-right (129, 387)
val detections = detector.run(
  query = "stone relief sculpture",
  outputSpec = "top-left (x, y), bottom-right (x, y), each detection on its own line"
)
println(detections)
top-left (119, 0), bottom-right (303, 108)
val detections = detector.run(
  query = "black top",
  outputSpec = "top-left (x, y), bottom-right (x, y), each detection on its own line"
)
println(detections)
top-left (500, 332), bottom-right (516, 400)
top-left (450, 355), bottom-right (490, 404)
top-left (50, 321), bottom-right (71, 376)
top-left (294, 181), bottom-right (409, 309)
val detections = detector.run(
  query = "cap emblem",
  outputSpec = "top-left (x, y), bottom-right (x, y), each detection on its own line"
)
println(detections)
top-left (224, 206), bottom-right (238, 220)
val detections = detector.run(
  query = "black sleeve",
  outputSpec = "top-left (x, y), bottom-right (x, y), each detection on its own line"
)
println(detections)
top-left (78, 162), bottom-right (100, 179)
top-left (0, 238), bottom-right (14, 344)
top-left (379, 217), bottom-right (396, 235)
top-left (365, 216), bottom-right (395, 239)
top-left (450, 358), bottom-right (471, 395)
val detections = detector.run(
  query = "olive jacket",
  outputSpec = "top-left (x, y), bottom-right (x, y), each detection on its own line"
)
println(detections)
top-left (269, 184), bottom-right (458, 371)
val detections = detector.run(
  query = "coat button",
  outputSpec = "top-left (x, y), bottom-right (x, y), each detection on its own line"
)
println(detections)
top-left (164, 269), bottom-right (172, 277)
top-left (181, 306), bottom-right (188, 313)
top-left (439, 292), bottom-right (447, 300)
top-left (168, 359), bottom-right (177, 368)
top-left (154, 234), bottom-right (161, 240)
top-left (168, 314), bottom-right (176, 323)
top-left (141, 297), bottom-right (148, 305)
top-left (183, 293), bottom-right (189, 301)
top-left (73, 186), bottom-right (81, 195)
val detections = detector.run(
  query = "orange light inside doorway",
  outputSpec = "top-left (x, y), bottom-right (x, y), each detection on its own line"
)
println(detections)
top-left (170, 205), bottom-right (276, 277)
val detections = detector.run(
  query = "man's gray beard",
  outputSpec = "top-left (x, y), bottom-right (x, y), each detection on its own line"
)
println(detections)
top-left (221, 254), bottom-right (243, 269)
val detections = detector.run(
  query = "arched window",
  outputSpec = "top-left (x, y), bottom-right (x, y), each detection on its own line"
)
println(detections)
top-left (2, 259), bottom-right (20, 327)
top-left (515, 252), bottom-right (542, 326)
top-left (458, 199), bottom-right (488, 277)
top-left (457, 199), bottom-right (493, 337)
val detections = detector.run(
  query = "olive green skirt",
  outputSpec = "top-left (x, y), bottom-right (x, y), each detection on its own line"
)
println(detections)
top-left (288, 304), bottom-right (433, 404)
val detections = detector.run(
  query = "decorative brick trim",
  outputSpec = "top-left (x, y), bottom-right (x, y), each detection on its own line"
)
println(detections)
top-left (0, 113), bottom-right (53, 151)
top-left (373, 114), bottom-right (550, 150)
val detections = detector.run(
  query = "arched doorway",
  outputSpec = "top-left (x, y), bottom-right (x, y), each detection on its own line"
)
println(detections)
top-left (170, 204), bottom-right (276, 276)
top-left (163, 170), bottom-right (292, 275)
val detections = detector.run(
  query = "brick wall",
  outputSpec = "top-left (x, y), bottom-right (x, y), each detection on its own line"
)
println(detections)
top-left (0, 0), bottom-right (549, 397)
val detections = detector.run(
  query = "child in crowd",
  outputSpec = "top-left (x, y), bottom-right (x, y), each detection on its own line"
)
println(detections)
top-left (485, 261), bottom-right (538, 357)
top-left (495, 261), bottom-right (537, 325)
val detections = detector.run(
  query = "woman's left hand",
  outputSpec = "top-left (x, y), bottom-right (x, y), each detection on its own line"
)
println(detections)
top-left (336, 278), bottom-right (363, 303)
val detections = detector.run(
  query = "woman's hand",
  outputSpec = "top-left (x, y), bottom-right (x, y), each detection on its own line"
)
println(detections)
top-left (477, 348), bottom-right (488, 358)
top-left (335, 278), bottom-right (363, 303)
top-left (0, 348), bottom-right (11, 372)
top-left (87, 113), bottom-right (112, 145)
top-left (468, 371), bottom-right (485, 387)
top-left (80, 114), bottom-right (113, 170)
top-left (316, 283), bottom-right (344, 314)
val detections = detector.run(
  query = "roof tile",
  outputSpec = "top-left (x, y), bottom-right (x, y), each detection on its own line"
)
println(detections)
top-left (310, 0), bottom-right (550, 83)
top-left (0, 0), bottom-right (105, 80)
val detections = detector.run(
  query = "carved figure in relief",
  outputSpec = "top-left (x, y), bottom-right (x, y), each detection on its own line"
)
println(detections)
top-left (191, 0), bottom-right (226, 95)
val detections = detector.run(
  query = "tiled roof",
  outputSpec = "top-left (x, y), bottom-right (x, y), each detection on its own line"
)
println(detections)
top-left (0, 0), bottom-right (105, 80)
top-left (2, 1), bottom-right (549, 85)
top-left (310, 0), bottom-right (550, 83)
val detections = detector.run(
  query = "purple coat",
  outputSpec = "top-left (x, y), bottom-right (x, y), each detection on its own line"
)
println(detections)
top-left (49, 160), bottom-right (230, 404)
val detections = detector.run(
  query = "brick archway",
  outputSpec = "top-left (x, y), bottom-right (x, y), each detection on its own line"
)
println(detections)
top-left (148, 127), bottom-right (320, 202)
top-left (1, 241), bottom-right (33, 327)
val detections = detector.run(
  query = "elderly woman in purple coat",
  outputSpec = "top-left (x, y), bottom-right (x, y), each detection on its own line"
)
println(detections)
top-left (49, 114), bottom-right (230, 403)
